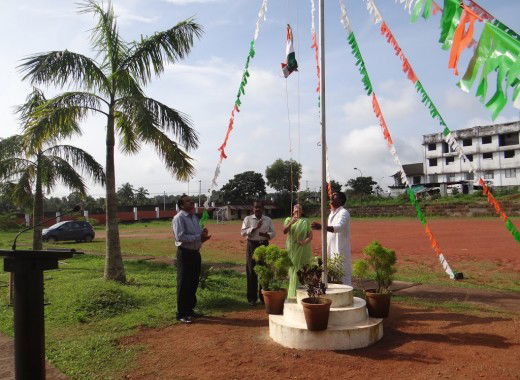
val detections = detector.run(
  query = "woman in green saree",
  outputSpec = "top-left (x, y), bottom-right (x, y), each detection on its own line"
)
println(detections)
top-left (283, 203), bottom-right (313, 298)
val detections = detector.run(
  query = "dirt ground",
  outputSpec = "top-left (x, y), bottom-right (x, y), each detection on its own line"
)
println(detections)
top-left (122, 305), bottom-right (520, 379)
top-left (111, 218), bottom-right (520, 270)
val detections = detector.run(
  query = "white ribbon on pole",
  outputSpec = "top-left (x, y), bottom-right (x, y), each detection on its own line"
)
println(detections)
top-left (254, 0), bottom-right (269, 41)
top-left (395, 0), bottom-right (415, 13)
top-left (339, 0), bottom-right (353, 34)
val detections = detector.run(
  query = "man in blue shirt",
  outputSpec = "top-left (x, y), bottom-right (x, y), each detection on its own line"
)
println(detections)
top-left (172, 195), bottom-right (211, 323)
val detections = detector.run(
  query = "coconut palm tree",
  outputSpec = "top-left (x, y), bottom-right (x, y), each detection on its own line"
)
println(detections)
top-left (0, 90), bottom-right (105, 250)
top-left (19, 1), bottom-right (202, 282)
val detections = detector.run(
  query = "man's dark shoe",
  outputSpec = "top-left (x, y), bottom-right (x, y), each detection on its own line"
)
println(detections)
top-left (177, 316), bottom-right (193, 324)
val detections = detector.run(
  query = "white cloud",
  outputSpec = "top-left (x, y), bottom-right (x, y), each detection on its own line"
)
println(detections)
top-left (342, 82), bottom-right (419, 126)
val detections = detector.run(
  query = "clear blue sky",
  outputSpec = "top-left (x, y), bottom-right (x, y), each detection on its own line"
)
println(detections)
top-left (1, 0), bottom-right (519, 197)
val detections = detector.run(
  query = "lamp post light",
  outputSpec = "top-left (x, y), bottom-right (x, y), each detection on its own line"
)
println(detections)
top-left (353, 167), bottom-right (363, 177)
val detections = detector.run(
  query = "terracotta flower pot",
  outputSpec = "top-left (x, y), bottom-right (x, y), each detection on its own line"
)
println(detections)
top-left (365, 289), bottom-right (391, 318)
top-left (262, 289), bottom-right (287, 315)
top-left (301, 297), bottom-right (332, 331)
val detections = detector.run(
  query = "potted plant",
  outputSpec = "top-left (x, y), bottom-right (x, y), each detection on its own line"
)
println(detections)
top-left (327, 253), bottom-right (345, 284)
top-left (353, 241), bottom-right (397, 318)
top-left (297, 258), bottom-right (332, 331)
top-left (253, 245), bottom-right (292, 315)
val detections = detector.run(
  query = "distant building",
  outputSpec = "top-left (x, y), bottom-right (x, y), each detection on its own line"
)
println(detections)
top-left (391, 121), bottom-right (520, 196)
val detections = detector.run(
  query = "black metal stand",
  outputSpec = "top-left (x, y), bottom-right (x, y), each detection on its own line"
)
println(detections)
top-left (0, 250), bottom-right (75, 380)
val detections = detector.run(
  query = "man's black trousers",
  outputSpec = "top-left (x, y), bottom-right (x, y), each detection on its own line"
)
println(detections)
top-left (176, 247), bottom-right (201, 319)
top-left (246, 240), bottom-right (268, 303)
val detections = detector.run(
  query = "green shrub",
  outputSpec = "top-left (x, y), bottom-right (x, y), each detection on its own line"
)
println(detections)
top-left (74, 284), bottom-right (140, 323)
top-left (327, 253), bottom-right (345, 283)
top-left (297, 257), bottom-right (326, 301)
top-left (0, 213), bottom-right (20, 230)
top-left (353, 241), bottom-right (396, 293)
top-left (253, 244), bottom-right (292, 291)
top-left (199, 263), bottom-right (214, 290)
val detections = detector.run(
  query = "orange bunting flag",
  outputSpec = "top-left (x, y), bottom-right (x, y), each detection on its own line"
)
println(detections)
top-left (448, 6), bottom-right (482, 75)
top-left (380, 23), bottom-right (418, 83)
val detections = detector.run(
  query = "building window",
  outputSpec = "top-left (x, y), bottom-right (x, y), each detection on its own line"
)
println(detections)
top-left (429, 174), bottom-right (438, 183)
top-left (504, 150), bottom-right (515, 158)
top-left (499, 133), bottom-right (519, 146)
top-left (429, 158), bottom-right (437, 167)
top-left (505, 169), bottom-right (517, 178)
top-left (466, 154), bottom-right (473, 162)
top-left (463, 138), bottom-right (472, 146)
top-left (466, 172), bottom-right (474, 180)
top-left (413, 176), bottom-right (421, 185)
top-left (482, 136), bottom-right (492, 144)
top-left (428, 143), bottom-right (436, 151)
top-left (447, 173), bottom-right (456, 182)
top-left (446, 156), bottom-right (455, 165)
top-left (483, 152), bottom-right (493, 159)
top-left (484, 171), bottom-right (494, 180)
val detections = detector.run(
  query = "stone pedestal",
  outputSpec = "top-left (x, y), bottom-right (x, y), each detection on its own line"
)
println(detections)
top-left (269, 284), bottom-right (383, 350)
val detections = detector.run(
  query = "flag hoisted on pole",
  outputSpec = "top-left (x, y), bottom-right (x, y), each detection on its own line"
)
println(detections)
top-left (281, 24), bottom-right (299, 78)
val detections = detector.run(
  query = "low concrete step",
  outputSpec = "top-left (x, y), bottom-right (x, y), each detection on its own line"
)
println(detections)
top-left (269, 314), bottom-right (383, 350)
top-left (284, 297), bottom-right (368, 327)
top-left (296, 284), bottom-right (353, 307)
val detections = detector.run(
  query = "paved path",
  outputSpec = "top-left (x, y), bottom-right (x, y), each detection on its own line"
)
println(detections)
top-left (0, 334), bottom-right (67, 380)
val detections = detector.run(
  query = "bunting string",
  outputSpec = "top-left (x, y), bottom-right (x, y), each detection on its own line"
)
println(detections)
top-left (366, 0), bottom-right (520, 244)
top-left (340, 0), bottom-right (456, 278)
top-left (205, 0), bottom-right (268, 207)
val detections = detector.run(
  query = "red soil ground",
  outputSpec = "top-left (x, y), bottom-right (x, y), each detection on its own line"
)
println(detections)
top-left (123, 305), bottom-right (520, 379)
top-left (206, 218), bottom-right (520, 270)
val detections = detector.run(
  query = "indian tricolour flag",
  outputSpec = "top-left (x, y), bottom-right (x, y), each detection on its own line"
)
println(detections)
top-left (281, 24), bottom-right (298, 78)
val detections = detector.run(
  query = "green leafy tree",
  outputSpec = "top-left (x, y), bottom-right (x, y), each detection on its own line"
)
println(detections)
top-left (134, 186), bottom-right (150, 206)
top-left (329, 180), bottom-right (343, 194)
top-left (265, 159), bottom-right (302, 193)
top-left (117, 183), bottom-right (135, 206)
top-left (0, 133), bottom-right (104, 250)
top-left (220, 171), bottom-right (266, 204)
top-left (346, 176), bottom-right (377, 196)
top-left (20, 1), bottom-right (203, 282)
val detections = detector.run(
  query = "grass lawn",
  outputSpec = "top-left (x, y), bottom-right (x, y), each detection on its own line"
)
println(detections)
top-left (0, 254), bottom-right (248, 379)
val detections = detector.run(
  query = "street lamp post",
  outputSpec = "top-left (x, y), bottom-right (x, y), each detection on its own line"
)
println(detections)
top-left (354, 167), bottom-right (363, 177)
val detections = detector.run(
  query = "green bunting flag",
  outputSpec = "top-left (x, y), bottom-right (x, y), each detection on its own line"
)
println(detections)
top-left (412, 0), bottom-right (434, 23)
top-left (459, 22), bottom-right (520, 120)
top-left (439, 0), bottom-right (463, 50)
top-left (415, 81), bottom-right (447, 126)
top-left (347, 33), bottom-right (373, 95)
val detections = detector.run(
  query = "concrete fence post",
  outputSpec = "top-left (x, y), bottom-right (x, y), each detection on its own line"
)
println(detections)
top-left (83, 210), bottom-right (89, 221)
top-left (24, 214), bottom-right (30, 227)
top-left (155, 207), bottom-right (160, 219)
top-left (56, 212), bottom-right (60, 223)
top-left (133, 207), bottom-right (138, 221)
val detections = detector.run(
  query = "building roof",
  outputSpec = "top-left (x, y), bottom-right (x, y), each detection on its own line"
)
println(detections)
top-left (393, 163), bottom-right (424, 177)
top-left (422, 120), bottom-right (520, 144)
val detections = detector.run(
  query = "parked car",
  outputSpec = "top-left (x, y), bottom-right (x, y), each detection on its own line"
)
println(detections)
top-left (42, 220), bottom-right (95, 243)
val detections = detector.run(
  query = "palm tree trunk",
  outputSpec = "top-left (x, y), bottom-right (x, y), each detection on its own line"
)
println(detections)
top-left (104, 105), bottom-right (126, 282)
top-left (32, 153), bottom-right (43, 250)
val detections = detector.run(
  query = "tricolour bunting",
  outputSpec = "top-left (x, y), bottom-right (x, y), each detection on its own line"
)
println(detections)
top-left (281, 24), bottom-right (298, 78)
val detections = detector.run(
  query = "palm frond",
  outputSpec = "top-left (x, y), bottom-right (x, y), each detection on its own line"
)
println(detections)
top-left (0, 135), bottom-right (25, 159)
top-left (78, 0), bottom-right (126, 70)
top-left (16, 88), bottom-right (46, 124)
top-left (19, 50), bottom-right (109, 92)
top-left (45, 155), bottom-right (87, 195)
top-left (10, 170), bottom-right (34, 209)
top-left (120, 19), bottom-right (203, 84)
top-left (0, 157), bottom-right (34, 182)
top-left (115, 111), bottom-right (141, 154)
top-left (44, 145), bottom-right (105, 185)
top-left (137, 123), bottom-right (194, 181)
top-left (111, 69), bottom-right (144, 98)
top-left (117, 96), bottom-right (198, 150)
top-left (23, 91), bottom-right (106, 150)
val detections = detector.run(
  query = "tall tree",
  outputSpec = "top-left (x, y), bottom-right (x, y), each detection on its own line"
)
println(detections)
top-left (134, 186), bottom-right (150, 206)
top-left (20, 1), bottom-right (203, 282)
top-left (117, 182), bottom-right (135, 206)
top-left (346, 176), bottom-right (377, 196)
top-left (220, 171), bottom-right (266, 204)
top-left (265, 159), bottom-right (302, 192)
top-left (0, 132), bottom-right (104, 250)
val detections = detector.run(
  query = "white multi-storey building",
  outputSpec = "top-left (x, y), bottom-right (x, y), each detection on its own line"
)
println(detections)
top-left (390, 121), bottom-right (520, 195)
top-left (423, 121), bottom-right (519, 189)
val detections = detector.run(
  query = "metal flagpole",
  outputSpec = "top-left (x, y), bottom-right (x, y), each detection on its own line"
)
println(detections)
top-left (319, 0), bottom-right (328, 284)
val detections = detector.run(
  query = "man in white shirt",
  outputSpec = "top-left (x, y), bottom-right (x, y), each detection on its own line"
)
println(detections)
top-left (311, 192), bottom-right (352, 285)
top-left (240, 200), bottom-right (276, 305)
